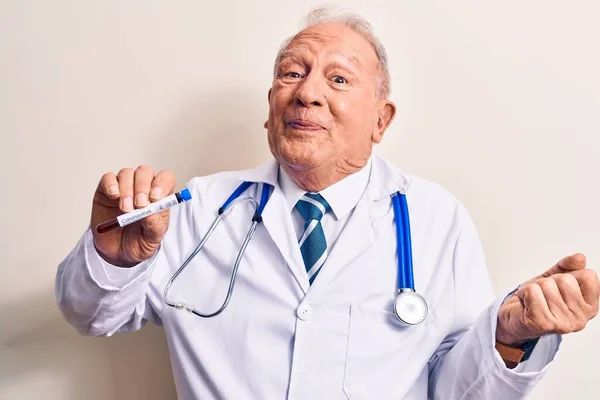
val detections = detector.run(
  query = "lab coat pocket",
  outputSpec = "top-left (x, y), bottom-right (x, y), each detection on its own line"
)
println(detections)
top-left (343, 305), bottom-right (438, 400)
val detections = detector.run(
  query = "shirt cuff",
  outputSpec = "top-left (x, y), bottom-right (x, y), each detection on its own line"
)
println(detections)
top-left (83, 228), bottom-right (158, 290)
top-left (488, 292), bottom-right (562, 378)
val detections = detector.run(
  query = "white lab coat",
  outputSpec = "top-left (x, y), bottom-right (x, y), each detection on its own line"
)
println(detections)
top-left (56, 155), bottom-right (559, 399)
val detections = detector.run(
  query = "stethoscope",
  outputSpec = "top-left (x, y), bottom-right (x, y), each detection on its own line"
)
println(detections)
top-left (164, 181), bottom-right (428, 326)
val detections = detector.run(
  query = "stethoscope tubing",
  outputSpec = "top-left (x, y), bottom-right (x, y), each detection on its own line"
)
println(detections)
top-left (164, 181), bottom-right (426, 324)
top-left (163, 183), bottom-right (270, 317)
top-left (391, 192), bottom-right (415, 291)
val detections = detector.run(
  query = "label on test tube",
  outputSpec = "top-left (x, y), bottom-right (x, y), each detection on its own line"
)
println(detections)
top-left (96, 188), bottom-right (192, 234)
top-left (116, 190), bottom-right (189, 227)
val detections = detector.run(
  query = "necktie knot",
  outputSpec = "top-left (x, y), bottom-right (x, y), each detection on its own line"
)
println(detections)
top-left (295, 193), bottom-right (331, 222)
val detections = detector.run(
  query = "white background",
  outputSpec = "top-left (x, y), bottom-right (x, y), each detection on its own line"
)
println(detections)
top-left (1, 1), bottom-right (599, 398)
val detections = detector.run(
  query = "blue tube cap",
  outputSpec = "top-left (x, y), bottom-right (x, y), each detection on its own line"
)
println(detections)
top-left (178, 188), bottom-right (192, 202)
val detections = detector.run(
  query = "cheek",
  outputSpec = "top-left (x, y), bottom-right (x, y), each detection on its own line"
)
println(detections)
top-left (270, 85), bottom-right (293, 112)
top-left (267, 89), bottom-right (288, 136)
top-left (330, 97), bottom-right (376, 139)
top-left (330, 96), bottom-right (350, 117)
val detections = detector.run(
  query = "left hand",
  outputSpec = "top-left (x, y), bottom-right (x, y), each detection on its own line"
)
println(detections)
top-left (496, 253), bottom-right (600, 346)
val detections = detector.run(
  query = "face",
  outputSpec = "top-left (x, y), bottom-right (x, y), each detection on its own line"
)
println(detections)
top-left (266, 22), bottom-right (396, 175)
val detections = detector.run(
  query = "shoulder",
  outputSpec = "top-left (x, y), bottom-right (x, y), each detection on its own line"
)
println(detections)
top-left (373, 155), bottom-right (473, 229)
top-left (183, 169), bottom-right (253, 210)
top-left (186, 169), bottom-right (247, 192)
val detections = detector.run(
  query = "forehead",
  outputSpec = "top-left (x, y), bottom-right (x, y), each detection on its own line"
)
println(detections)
top-left (282, 22), bottom-right (379, 71)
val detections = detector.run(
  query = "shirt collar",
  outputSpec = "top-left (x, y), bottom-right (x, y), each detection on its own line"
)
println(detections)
top-left (278, 157), bottom-right (373, 220)
top-left (236, 155), bottom-right (409, 207)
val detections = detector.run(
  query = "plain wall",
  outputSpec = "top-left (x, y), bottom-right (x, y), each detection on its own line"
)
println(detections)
top-left (1, 1), bottom-right (599, 399)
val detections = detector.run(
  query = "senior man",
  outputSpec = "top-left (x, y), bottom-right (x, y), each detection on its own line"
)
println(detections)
top-left (56, 8), bottom-right (599, 400)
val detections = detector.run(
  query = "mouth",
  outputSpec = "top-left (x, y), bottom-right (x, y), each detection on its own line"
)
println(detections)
top-left (286, 119), bottom-right (324, 131)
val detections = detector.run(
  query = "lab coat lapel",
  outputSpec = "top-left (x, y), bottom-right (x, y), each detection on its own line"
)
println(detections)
top-left (260, 187), bottom-right (310, 293)
top-left (311, 191), bottom-right (376, 288)
top-left (238, 159), bottom-right (310, 294)
top-left (309, 156), bottom-right (408, 290)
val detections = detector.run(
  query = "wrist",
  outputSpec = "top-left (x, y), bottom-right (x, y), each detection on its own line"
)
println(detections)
top-left (93, 244), bottom-right (139, 268)
top-left (496, 305), bottom-right (534, 347)
top-left (496, 329), bottom-right (528, 347)
top-left (495, 337), bottom-right (541, 368)
top-left (496, 316), bottom-right (526, 347)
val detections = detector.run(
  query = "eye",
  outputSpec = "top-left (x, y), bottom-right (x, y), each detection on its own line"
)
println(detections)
top-left (332, 76), bottom-right (347, 84)
top-left (284, 71), bottom-right (302, 79)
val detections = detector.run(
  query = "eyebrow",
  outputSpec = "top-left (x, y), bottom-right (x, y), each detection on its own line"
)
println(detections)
top-left (277, 52), bottom-right (304, 66)
top-left (277, 49), bottom-right (364, 72)
top-left (332, 52), bottom-right (363, 69)
top-left (327, 61), bottom-right (359, 76)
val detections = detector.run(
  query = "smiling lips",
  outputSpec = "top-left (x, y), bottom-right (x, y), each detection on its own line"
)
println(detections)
top-left (287, 120), bottom-right (324, 131)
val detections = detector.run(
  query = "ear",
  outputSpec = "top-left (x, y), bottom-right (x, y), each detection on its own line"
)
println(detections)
top-left (372, 100), bottom-right (396, 144)
top-left (264, 89), bottom-right (273, 129)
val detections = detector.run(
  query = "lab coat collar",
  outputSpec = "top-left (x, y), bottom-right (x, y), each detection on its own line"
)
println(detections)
top-left (236, 158), bottom-right (280, 188)
top-left (367, 154), bottom-right (412, 200)
top-left (236, 154), bottom-right (411, 200)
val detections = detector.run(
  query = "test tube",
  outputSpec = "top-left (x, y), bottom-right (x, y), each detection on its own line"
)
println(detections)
top-left (96, 188), bottom-right (192, 234)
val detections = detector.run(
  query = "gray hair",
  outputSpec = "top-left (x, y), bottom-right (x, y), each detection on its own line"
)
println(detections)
top-left (273, 5), bottom-right (391, 99)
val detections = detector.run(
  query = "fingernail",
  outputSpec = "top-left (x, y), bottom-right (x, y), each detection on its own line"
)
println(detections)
top-left (136, 193), bottom-right (149, 207)
top-left (150, 187), bottom-right (163, 200)
top-left (123, 197), bottom-right (134, 212)
top-left (108, 185), bottom-right (119, 196)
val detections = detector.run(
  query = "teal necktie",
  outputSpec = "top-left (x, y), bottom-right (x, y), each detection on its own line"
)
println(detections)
top-left (295, 193), bottom-right (331, 285)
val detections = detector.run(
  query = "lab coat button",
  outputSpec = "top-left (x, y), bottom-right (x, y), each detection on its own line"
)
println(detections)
top-left (297, 304), bottom-right (313, 321)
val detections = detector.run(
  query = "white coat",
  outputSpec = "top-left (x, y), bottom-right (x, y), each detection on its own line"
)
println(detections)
top-left (56, 155), bottom-right (560, 399)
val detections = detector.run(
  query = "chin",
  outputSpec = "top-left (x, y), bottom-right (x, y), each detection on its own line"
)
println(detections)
top-left (277, 148), bottom-right (329, 171)
top-left (269, 133), bottom-right (333, 169)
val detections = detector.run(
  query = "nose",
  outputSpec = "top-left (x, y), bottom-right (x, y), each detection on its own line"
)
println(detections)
top-left (294, 73), bottom-right (325, 108)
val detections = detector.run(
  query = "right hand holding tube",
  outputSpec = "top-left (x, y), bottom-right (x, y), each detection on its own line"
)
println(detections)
top-left (91, 165), bottom-right (176, 267)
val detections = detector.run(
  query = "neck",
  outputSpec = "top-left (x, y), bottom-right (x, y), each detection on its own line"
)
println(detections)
top-left (281, 158), bottom-right (369, 192)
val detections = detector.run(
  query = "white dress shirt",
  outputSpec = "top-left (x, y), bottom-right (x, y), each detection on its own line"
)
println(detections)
top-left (55, 155), bottom-right (560, 400)
top-left (279, 158), bottom-right (371, 250)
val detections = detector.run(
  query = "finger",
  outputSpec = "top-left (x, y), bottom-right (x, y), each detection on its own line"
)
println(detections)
top-left (503, 292), bottom-right (521, 307)
top-left (141, 170), bottom-right (176, 237)
top-left (140, 209), bottom-right (169, 239)
top-left (98, 172), bottom-right (120, 200)
top-left (540, 253), bottom-right (587, 278)
top-left (552, 273), bottom-right (585, 316)
top-left (133, 165), bottom-right (155, 208)
top-left (537, 277), bottom-right (571, 320)
top-left (570, 269), bottom-right (600, 311)
top-left (117, 168), bottom-right (135, 212)
top-left (149, 170), bottom-right (177, 201)
top-left (517, 282), bottom-right (553, 325)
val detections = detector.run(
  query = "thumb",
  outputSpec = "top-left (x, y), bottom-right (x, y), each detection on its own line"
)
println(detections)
top-left (539, 253), bottom-right (587, 278)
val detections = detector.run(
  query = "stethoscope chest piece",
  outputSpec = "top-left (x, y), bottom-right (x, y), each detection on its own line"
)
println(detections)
top-left (393, 290), bottom-right (428, 326)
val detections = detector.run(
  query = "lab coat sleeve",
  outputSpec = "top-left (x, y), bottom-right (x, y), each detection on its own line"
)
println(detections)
top-left (428, 203), bottom-right (561, 399)
top-left (55, 228), bottom-right (161, 336)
